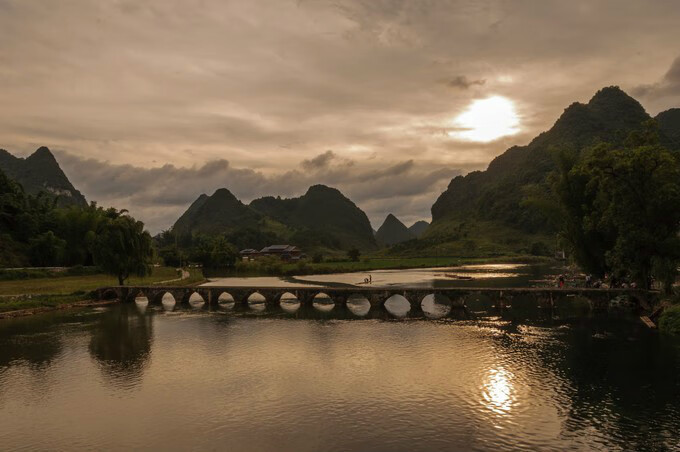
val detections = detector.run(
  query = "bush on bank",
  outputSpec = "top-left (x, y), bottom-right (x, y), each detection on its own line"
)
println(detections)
top-left (659, 305), bottom-right (680, 335)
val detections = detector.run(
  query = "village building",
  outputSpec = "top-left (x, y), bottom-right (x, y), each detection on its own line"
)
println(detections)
top-left (239, 245), bottom-right (306, 261)
top-left (238, 248), bottom-right (260, 261)
top-left (260, 244), bottom-right (303, 261)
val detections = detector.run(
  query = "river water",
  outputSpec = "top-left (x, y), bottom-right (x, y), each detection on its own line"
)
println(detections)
top-left (1, 267), bottom-right (679, 451)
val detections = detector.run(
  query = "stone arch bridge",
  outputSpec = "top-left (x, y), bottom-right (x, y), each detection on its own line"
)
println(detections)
top-left (94, 285), bottom-right (653, 316)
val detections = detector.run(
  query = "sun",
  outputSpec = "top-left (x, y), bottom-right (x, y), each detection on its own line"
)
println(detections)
top-left (449, 96), bottom-right (520, 142)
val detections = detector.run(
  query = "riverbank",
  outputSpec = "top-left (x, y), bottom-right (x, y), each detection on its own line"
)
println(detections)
top-left (0, 267), bottom-right (206, 315)
top-left (0, 298), bottom-right (119, 320)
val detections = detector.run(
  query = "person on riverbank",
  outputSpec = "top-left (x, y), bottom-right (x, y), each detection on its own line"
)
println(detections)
top-left (558, 275), bottom-right (565, 288)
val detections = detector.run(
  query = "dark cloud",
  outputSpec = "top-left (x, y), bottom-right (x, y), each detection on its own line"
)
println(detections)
top-left (56, 150), bottom-right (456, 232)
top-left (632, 55), bottom-right (680, 99)
top-left (442, 75), bottom-right (486, 90)
top-left (302, 150), bottom-right (336, 169)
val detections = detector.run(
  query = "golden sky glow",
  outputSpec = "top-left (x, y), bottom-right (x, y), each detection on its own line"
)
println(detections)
top-left (1, 0), bottom-right (680, 231)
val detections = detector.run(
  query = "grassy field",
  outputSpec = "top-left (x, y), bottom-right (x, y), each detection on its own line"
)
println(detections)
top-left (0, 267), bottom-right (205, 313)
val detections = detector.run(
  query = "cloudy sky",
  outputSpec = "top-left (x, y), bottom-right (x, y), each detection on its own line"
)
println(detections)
top-left (2, 0), bottom-right (680, 232)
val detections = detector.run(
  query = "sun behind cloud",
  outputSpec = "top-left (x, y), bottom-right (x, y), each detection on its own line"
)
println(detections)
top-left (449, 96), bottom-right (520, 142)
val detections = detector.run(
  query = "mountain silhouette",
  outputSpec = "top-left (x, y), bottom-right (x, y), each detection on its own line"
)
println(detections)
top-left (0, 146), bottom-right (87, 207)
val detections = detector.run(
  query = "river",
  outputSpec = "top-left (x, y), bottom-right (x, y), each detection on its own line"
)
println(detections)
top-left (1, 266), bottom-right (679, 451)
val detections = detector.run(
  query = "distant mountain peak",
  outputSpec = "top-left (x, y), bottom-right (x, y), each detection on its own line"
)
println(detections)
top-left (31, 146), bottom-right (55, 157)
top-left (0, 146), bottom-right (87, 207)
top-left (249, 185), bottom-right (377, 250)
top-left (305, 184), bottom-right (341, 196)
top-left (588, 85), bottom-right (630, 103)
top-left (211, 187), bottom-right (239, 202)
top-left (172, 187), bottom-right (259, 235)
top-left (587, 85), bottom-right (646, 116)
top-left (376, 213), bottom-right (414, 246)
top-left (408, 220), bottom-right (429, 238)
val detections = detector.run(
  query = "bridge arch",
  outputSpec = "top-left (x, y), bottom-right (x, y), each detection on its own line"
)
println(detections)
top-left (247, 291), bottom-right (267, 311)
top-left (346, 293), bottom-right (370, 317)
top-left (154, 291), bottom-right (180, 310)
top-left (100, 288), bottom-right (120, 301)
top-left (131, 290), bottom-right (150, 307)
top-left (312, 292), bottom-right (334, 312)
top-left (420, 293), bottom-right (452, 319)
top-left (464, 291), bottom-right (495, 314)
top-left (216, 291), bottom-right (235, 309)
top-left (384, 293), bottom-right (411, 318)
top-left (187, 291), bottom-right (206, 308)
top-left (278, 291), bottom-right (301, 313)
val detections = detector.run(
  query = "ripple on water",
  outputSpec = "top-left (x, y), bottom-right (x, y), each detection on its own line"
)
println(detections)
top-left (0, 305), bottom-right (678, 451)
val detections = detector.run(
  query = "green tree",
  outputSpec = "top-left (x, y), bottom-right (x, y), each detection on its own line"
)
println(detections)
top-left (581, 142), bottom-right (680, 290)
top-left (209, 236), bottom-right (237, 268)
top-left (188, 234), bottom-right (214, 265)
top-left (93, 210), bottom-right (153, 285)
top-left (28, 231), bottom-right (66, 266)
top-left (547, 126), bottom-right (680, 290)
top-left (158, 244), bottom-right (182, 267)
top-left (50, 203), bottom-right (104, 265)
top-left (347, 248), bottom-right (361, 262)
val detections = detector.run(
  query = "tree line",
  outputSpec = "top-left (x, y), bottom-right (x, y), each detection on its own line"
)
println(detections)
top-left (0, 169), bottom-right (152, 284)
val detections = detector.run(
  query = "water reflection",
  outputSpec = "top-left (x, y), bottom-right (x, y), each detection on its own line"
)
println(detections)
top-left (347, 295), bottom-right (371, 317)
top-left (312, 293), bottom-right (334, 312)
top-left (421, 294), bottom-right (452, 319)
top-left (384, 294), bottom-right (411, 318)
top-left (280, 292), bottom-right (301, 313)
top-left (161, 292), bottom-right (177, 311)
top-left (88, 304), bottom-right (153, 389)
top-left (188, 292), bottom-right (206, 308)
top-left (0, 314), bottom-right (64, 371)
top-left (133, 296), bottom-right (149, 316)
top-left (481, 367), bottom-right (515, 415)
top-left (247, 292), bottom-right (267, 312)
top-left (0, 304), bottom-right (678, 451)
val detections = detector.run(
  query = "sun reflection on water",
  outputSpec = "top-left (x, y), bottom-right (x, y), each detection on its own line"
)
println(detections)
top-left (481, 367), bottom-right (515, 415)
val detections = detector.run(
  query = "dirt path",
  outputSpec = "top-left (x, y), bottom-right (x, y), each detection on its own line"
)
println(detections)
top-left (155, 268), bottom-right (191, 284)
